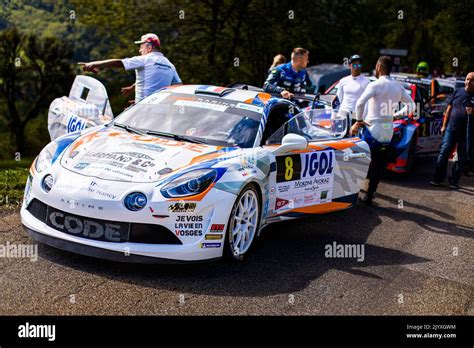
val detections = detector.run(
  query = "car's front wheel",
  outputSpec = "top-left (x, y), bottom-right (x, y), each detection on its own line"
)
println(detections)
top-left (224, 184), bottom-right (261, 262)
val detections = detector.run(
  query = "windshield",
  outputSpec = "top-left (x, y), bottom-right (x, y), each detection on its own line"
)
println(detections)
top-left (266, 109), bottom-right (347, 144)
top-left (113, 92), bottom-right (262, 148)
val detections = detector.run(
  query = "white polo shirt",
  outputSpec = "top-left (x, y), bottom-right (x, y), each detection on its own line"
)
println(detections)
top-left (355, 75), bottom-right (416, 143)
top-left (122, 51), bottom-right (182, 102)
top-left (336, 74), bottom-right (370, 114)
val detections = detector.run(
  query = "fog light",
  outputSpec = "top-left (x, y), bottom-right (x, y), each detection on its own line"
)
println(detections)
top-left (124, 192), bottom-right (147, 211)
top-left (42, 175), bottom-right (54, 193)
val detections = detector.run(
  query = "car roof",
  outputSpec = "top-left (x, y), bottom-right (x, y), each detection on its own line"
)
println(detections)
top-left (391, 73), bottom-right (432, 86)
top-left (160, 84), bottom-right (273, 106)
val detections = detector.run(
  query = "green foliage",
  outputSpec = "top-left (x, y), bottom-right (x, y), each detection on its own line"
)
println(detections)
top-left (0, 0), bottom-right (472, 157)
top-left (0, 157), bottom-right (32, 169)
top-left (0, 165), bottom-right (30, 206)
top-left (0, 26), bottom-right (74, 155)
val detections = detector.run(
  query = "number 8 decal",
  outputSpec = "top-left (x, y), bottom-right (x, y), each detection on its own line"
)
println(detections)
top-left (285, 156), bottom-right (293, 180)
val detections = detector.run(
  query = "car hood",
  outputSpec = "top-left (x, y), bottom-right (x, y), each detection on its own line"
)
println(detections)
top-left (60, 127), bottom-right (221, 183)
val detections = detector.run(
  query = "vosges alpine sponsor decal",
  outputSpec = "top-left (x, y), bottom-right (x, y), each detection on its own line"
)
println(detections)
top-left (175, 215), bottom-right (203, 237)
top-left (275, 150), bottom-right (335, 211)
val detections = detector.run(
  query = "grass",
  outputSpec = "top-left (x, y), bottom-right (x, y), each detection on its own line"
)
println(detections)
top-left (0, 158), bottom-right (33, 207)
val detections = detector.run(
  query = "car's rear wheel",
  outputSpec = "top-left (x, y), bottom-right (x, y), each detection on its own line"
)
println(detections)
top-left (224, 184), bottom-right (261, 262)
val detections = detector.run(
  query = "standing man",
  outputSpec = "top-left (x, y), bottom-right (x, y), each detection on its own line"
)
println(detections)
top-left (335, 54), bottom-right (370, 122)
top-left (466, 101), bottom-right (474, 175)
top-left (351, 56), bottom-right (416, 205)
top-left (79, 33), bottom-right (182, 103)
top-left (416, 61), bottom-right (431, 78)
top-left (430, 72), bottom-right (474, 188)
top-left (263, 47), bottom-right (313, 99)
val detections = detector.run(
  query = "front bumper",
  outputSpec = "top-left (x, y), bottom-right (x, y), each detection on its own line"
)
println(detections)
top-left (21, 169), bottom-right (237, 262)
top-left (23, 224), bottom-right (219, 264)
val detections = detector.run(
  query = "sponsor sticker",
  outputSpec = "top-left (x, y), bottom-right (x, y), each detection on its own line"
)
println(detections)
top-left (66, 114), bottom-right (88, 133)
top-left (46, 206), bottom-right (129, 242)
top-left (74, 162), bottom-right (90, 170)
top-left (275, 197), bottom-right (289, 210)
top-left (145, 92), bottom-right (171, 104)
top-left (174, 99), bottom-right (228, 112)
top-left (201, 242), bottom-right (221, 249)
top-left (417, 119), bottom-right (443, 153)
top-left (235, 103), bottom-right (263, 114)
top-left (205, 234), bottom-right (223, 240)
top-left (127, 142), bottom-right (166, 152)
top-left (168, 202), bottom-right (197, 213)
top-left (274, 150), bottom-right (335, 211)
top-left (174, 215), bottom-right (204, 237)
top-left (210, 224), bottom-right (225, 232)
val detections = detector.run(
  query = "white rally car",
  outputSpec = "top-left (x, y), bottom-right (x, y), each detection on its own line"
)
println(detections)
top-left (22, 83), bottom-right (371, 263)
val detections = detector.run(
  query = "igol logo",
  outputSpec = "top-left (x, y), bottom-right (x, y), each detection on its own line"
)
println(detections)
top-left (302, 150), bottom-right (334, 178)
top-left (67, 115), bottom-right (87, 133)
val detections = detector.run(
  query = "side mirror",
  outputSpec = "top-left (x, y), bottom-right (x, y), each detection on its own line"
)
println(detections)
top-left (272, 133), bottom-right (308, 155)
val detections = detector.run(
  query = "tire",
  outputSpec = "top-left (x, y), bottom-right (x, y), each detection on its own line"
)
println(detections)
top-left (223, 183), bottom-right (261, 262)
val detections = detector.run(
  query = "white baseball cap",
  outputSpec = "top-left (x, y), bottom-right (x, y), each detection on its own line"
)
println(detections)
top-left (134, 33), bottom-right (161, 48)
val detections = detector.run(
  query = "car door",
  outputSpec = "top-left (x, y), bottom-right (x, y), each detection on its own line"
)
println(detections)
top-left (263, 109), bottom-right (370, 220)
top-left (417, 86), bottom-right (446, 154)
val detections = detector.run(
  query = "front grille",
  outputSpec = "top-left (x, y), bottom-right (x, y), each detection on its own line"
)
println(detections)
top-left (129, 224), bottom-right (181, 244)
top-left (26, 199), bottom-right (181, 245)
top-left (27, 198), bottom-right (48, 222)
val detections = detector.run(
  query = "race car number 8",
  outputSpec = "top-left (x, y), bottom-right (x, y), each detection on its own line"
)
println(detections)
top-left (276, 154), bottom-right (301, 182)
top-left (285, 156), bottom-right (293, 180)
top-left (276, 151), bottom-right (334, 183)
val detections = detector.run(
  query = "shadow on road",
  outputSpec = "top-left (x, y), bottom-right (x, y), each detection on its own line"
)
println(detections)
top-left (36, 204), bottom-right (431, 297)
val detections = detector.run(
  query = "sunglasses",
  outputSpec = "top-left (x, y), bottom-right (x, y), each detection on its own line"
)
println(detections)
top-left (352, 63), bottom-right (362, 68)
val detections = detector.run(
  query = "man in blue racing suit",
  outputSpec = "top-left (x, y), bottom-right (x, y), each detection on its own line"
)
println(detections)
top-left (263, 47), bottom-right (314, 99)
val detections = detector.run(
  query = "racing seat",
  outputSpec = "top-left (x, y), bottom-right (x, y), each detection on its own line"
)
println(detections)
top-left (261, 104), bottom-right (295, 145)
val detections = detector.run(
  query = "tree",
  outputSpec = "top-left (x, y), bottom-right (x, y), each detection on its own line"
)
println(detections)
top-left (0, 27), bottom-right (74, 153)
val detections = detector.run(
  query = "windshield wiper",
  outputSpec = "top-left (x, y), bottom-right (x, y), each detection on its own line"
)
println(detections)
top-left (114, 123), bottom-right (146, 135)
top-left (144, 130), bottom-right (207, 144)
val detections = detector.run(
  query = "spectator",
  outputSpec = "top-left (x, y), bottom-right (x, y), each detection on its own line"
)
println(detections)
top-left (335, 54), bottom-right (370, 123)
top-left (79, 33), bottom-right (182, 103)
top-left (263, 47), bottom-right (313, 99)
top-left (416, 61), bottom-right (431, 78)
top-left (351, 56), bottom-right (416, 205)
top-left (268, 54), bottom-right (287, 73)
top-left (431, 72), bottom-right (474, 188)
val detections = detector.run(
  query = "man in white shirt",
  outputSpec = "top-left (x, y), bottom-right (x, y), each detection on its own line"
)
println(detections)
top-left (79, 33), bottom-right (182, 103)
top-left (351, 56), bottom-right (416, 205)
top-left (335, 54), bottom-right (370, 121)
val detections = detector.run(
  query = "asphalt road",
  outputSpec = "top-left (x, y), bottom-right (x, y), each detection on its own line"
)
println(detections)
top-left (0, 158), bottom-right (473, 315)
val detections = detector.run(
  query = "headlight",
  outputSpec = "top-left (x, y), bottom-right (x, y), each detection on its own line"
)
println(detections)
top-left (35, 142), bottom-right (58, 173)
top-left (161, 169), bottom-right (217, 198)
